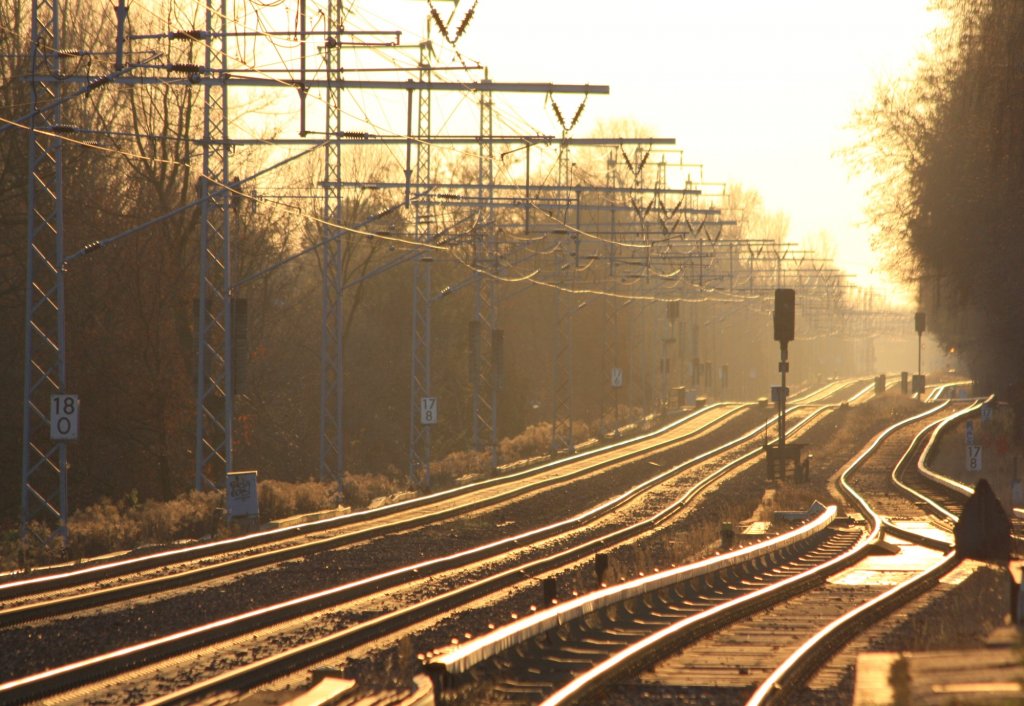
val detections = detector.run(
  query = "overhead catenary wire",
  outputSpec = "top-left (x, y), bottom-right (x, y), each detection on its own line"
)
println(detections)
top-left (9, 0), bottom-right (876, 311)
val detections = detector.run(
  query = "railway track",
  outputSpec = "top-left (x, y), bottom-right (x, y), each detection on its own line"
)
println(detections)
top-left (0, 381), bottom-right (863, 703)
top-left (0, 402), bottom-right (750, 604)
top-left (415, 392), bottom-right (992, 706)
top-left (0, 401), bottom-right (767, 628)
top-left (422, 400), bottom-right (957, 705)
top-left (428, 513), bottom-right (863, 705)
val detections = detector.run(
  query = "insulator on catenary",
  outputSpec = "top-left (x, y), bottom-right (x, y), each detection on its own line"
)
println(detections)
top-left (169, 63), bottom-right (203, 74)
top-left (170, 30), bottom-right (206, 41)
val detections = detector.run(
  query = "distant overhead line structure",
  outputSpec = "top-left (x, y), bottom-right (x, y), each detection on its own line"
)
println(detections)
top-left (19, 0), bottom-right (685, 543)
top-left (22, 0), bottom-right (68, 545)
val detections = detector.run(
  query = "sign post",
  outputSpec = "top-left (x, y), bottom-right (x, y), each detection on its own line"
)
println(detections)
top-left (226, 470), bottom-right (259, 522)
top-left (966, 445), bottom-right (982, 473)
top-left (965, 418), bottom-right (981, 473)
top-left (914, 312), bottom-right (926, 393)
top-left (765, 289), bottom-right (807, 482)
top-left (773, 289), bottom-right (795, 450)
top-left (49, 394), bottom-right (79, 441)
top-left (420, 396), bottom-right (438, 425)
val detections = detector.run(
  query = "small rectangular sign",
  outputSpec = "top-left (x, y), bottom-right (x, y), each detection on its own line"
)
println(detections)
top-left (911, 374), bottom-right (925, 394)
top-left (420, 396), bottom-right (438, 425)
top-left (966, 445), bottom-right (982, 473)
top-left (611, 367), bottom-right (623, 388)
top-left (50, 394), bottom-right (79, 441)
top-left (966, 420), bottom-right (975, 446)
top-left (981, 404), bottom-right (993, 423)
top-left (226, 470), bottom-right (259, 518)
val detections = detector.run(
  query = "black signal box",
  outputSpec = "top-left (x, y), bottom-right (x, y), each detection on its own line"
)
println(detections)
top-left (774, 288), bottom-right (795, 343)
top-left (915, 311), bottom-right (926, 334)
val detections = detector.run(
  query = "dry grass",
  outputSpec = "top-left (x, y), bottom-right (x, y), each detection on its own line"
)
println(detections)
top-left (2, 482), bottom-right (344, 570)
top-left (259, 479), bottom-right (338, 518)
top-left (341, 472), bottom-right (403, 509)
top-left (429, 448), bottom-right (493, 489)
top-left (497, 422), bottom-right (552, 463)
top-left (768, 394), bottom-right (927, 517)
top-left (3, 408), bottom-right (653, 570)
top-left (817, 394), bottom-right (925, 458)
top-left (765, 485), bottom-right (823, 518)
top-left (0, 491), bottom-right (225, 570)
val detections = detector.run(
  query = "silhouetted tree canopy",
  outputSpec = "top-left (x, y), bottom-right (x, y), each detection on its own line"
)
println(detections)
top-left (855, 0), bottom-right (1024, 413)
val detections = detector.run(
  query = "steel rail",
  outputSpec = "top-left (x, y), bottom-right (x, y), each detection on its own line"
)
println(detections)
top-left (895, 394), bottom-right (1024, 533)
top-left (924, 380), bottom-right (976, 402)
top-left (0, 405), bottom-right (754, 626)
top-left (0, 378), bottom-right (859, 615)
top-left (0, 401), bottom-right (833, 702)
top-left (915, 396), bottom-right (993, 497)
top-left (889, 399), bottom-right (987, 522)
top-left (426, 505), bottom-right (838, 679)
top-left (530, 401), bottom-right (952, 706)
top-left (745, 400), bottom-right (984, 705)
top-left (419, 388), bottom-right (878, 681)
top-left (15, 397), bottom-right (849, 704)
top-left (744, 551), bottom-right (960, 706)
top-left (0, 402), bottom-right (746, 599)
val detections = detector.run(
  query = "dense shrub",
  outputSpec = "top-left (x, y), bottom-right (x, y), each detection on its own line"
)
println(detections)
top-left (258, 479), bottom-right (337, 519)
top-left (65, 491), bottom-right (223, 559)
top-left (2, 408), bottom-right (648, 570)
top-left (341, 472), bottom-right (402, 509)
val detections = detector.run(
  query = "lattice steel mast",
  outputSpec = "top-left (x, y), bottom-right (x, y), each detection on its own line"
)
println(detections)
top-left (471, 77), bottom-right (498, 466)
top-left (550, 136), bottom-right (576, 455)
top-left (194, 0), bottom-right (233, 490)
top-left (319, 0), bottom-right (346, 494)
top-left (409, 32), bottom-right (434, 486)
top-left (21, 0), bottom-right (68, 544)
top-left (601, 151), bottom-right (621, 436)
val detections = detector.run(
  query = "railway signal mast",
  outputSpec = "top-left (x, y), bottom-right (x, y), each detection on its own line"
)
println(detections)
top-left (766, 288), bottom-right (807, 482)
top-left (913, 311), bottom-right (926, 394)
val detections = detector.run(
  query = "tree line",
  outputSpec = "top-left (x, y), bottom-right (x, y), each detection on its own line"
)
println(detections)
top-left (2, 0), bottom-right (815, 529)
top-left (854, 0), bottom-right (1024, 423)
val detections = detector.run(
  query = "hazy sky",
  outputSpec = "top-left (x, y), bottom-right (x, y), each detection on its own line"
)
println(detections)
top-left (344, 1), bottom-right (941, 303)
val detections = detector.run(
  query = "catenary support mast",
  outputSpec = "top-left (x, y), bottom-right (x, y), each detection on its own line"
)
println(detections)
top-left (319, 0), bottom-right (346, 495)
top-left (194, 0), bottom-right (234, 490)
top-left (21, 0), bottom-right (68, 544)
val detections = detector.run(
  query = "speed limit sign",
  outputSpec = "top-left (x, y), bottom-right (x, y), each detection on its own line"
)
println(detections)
top-left (50, 394), bottom-right (79, 440)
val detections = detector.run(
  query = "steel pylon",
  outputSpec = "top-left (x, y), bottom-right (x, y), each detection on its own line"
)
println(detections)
top-left (21, 0), bottom-right (68, 547)
top-left (549, 140), bottom-right (575, 455)
top-left (194, 0), bottom-right (233, 490)
top-left (319, 0), bottom-right (346, 496)
top-left (408, 37), bottom-right (433, 487)
top-left (471, 82), bottom-right (499, 468)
